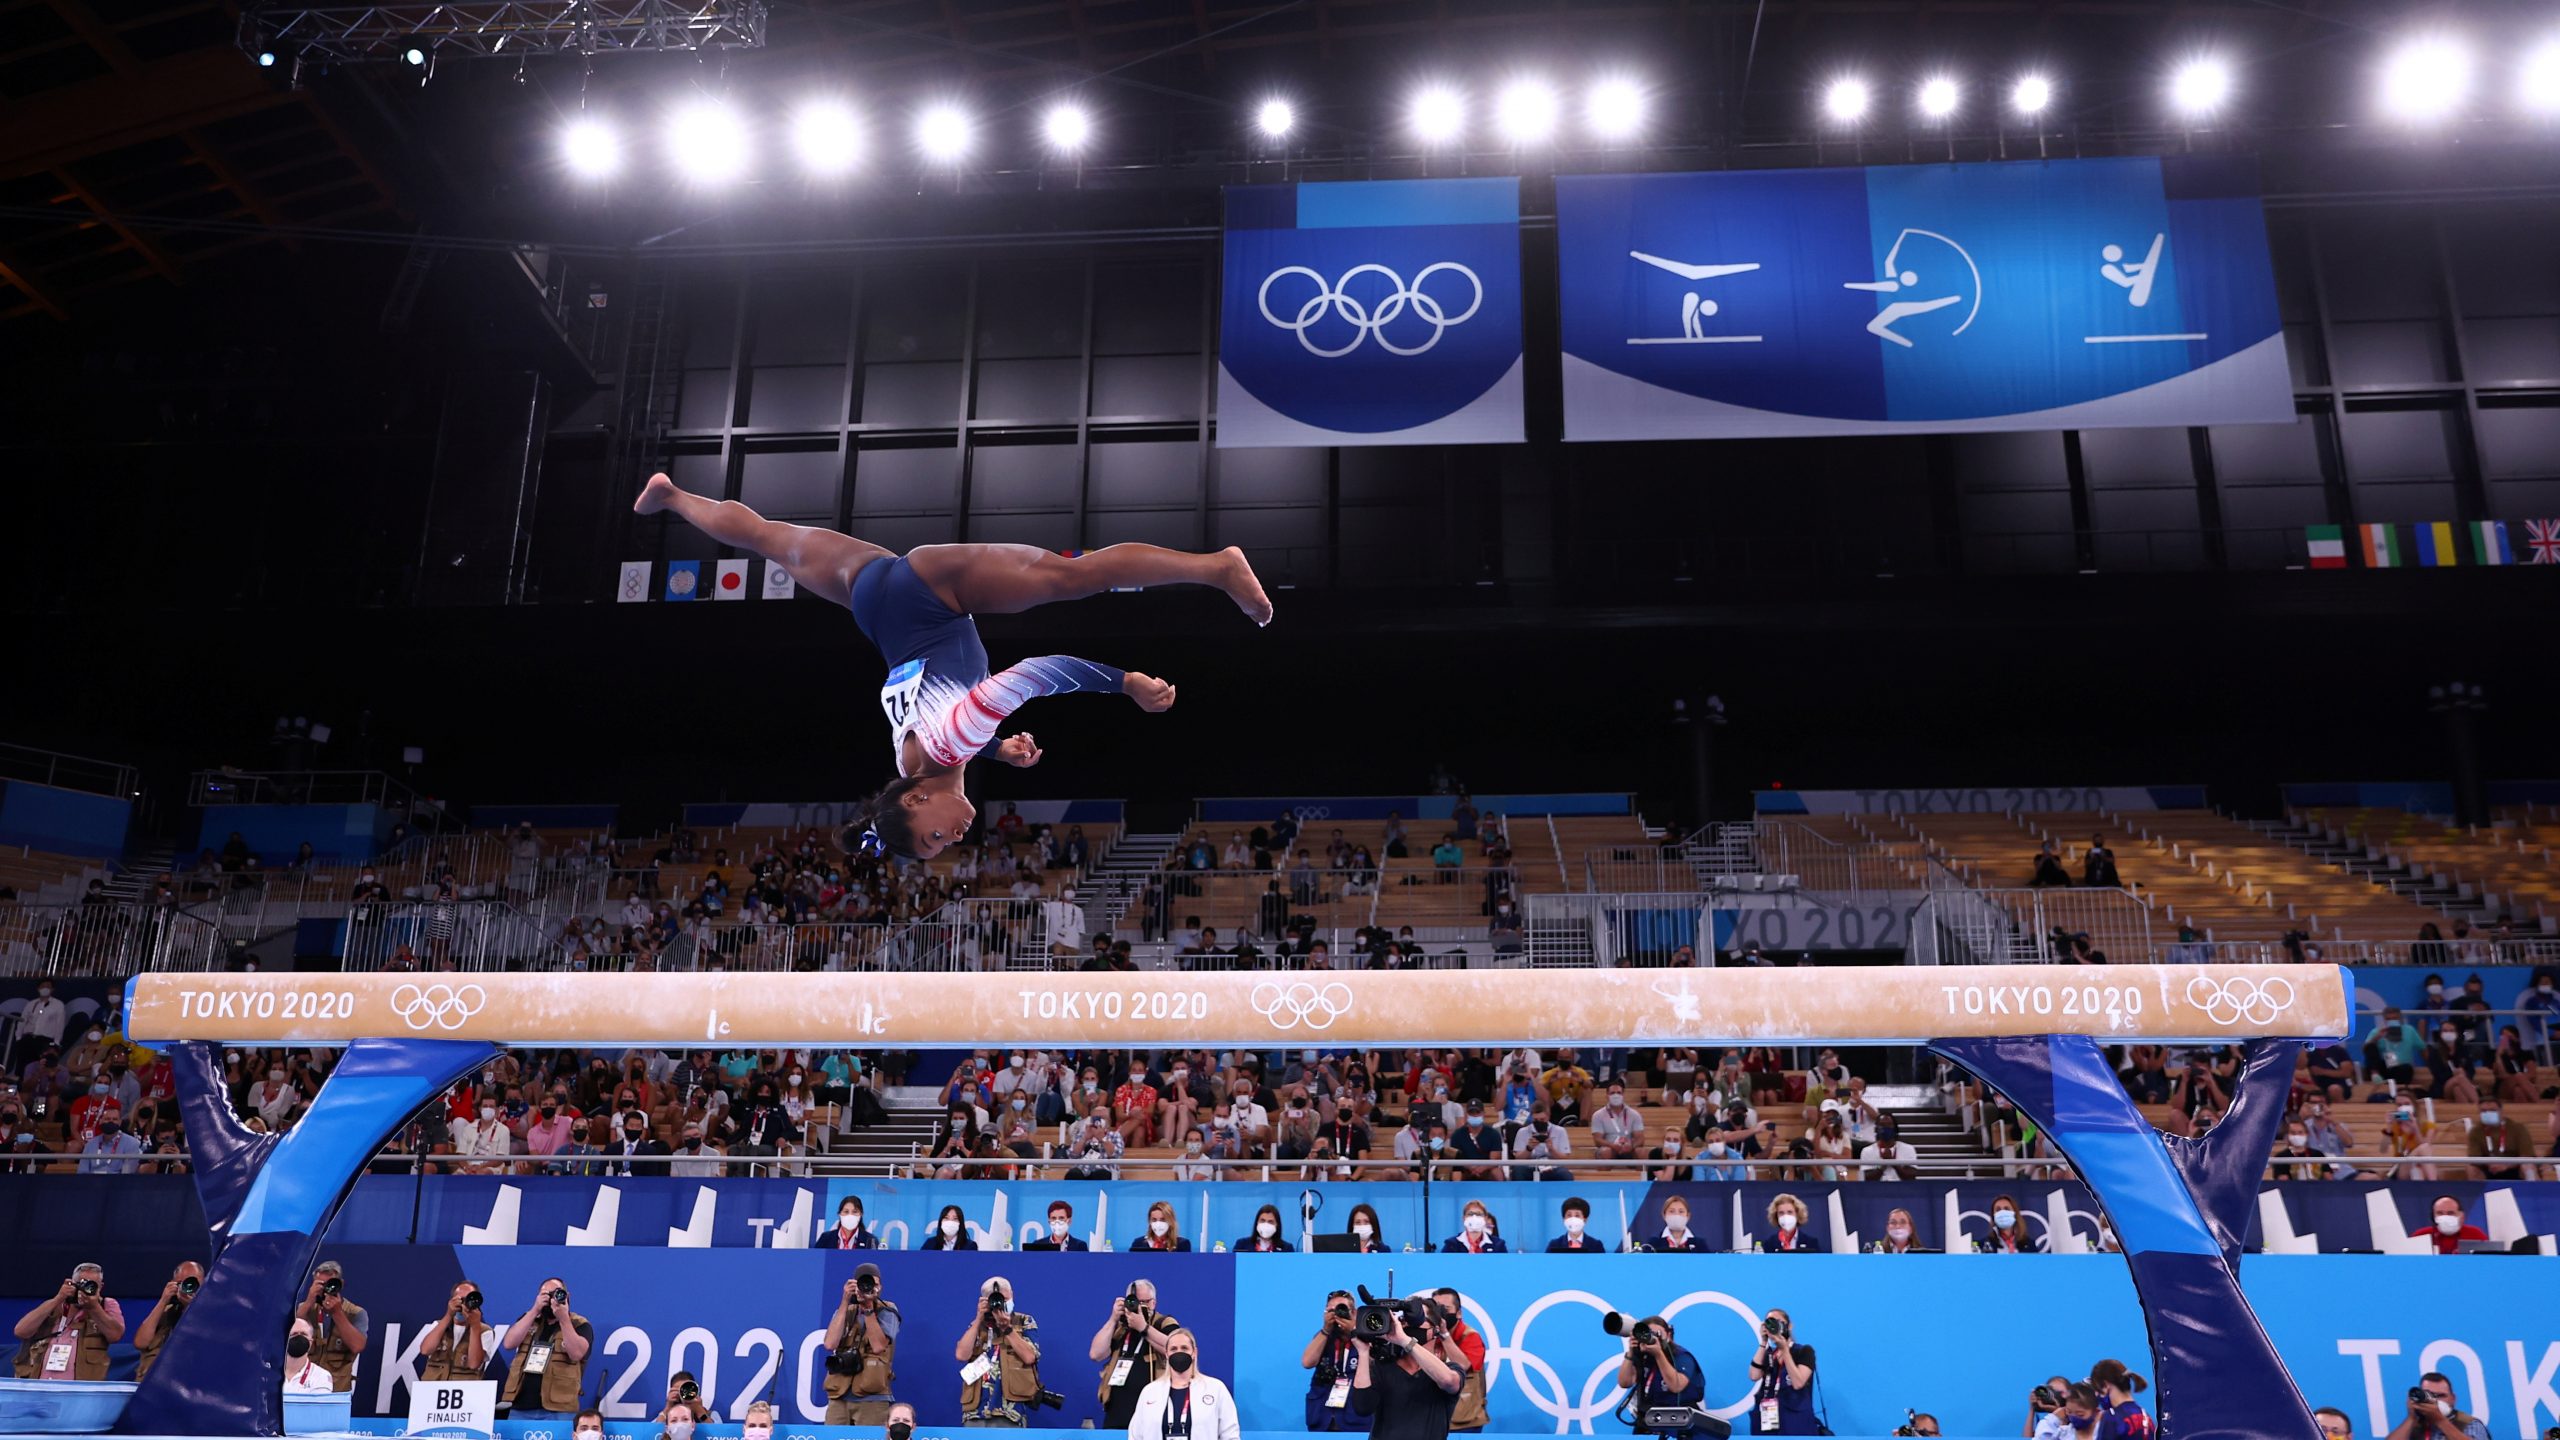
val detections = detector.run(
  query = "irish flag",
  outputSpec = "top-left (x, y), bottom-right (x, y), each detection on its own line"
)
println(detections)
top-left (2305, 525), bottom-right (2346, 570)
top-left (2412, 521), bottom-right (2459, 567)
top-left (2469, 520), bottom-right (2513, 566)
top-left (2359, 523), bottom-right (2401, 568)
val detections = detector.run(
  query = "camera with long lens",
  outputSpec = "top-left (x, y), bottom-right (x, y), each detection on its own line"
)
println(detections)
top-left (461, 1289), bottom-right (483, 1312)
top-left (1602, 1312), bottom-right (1662, 1352)
top-left (1353, 1287), bottom-right (1434, 1359)
top-left (856, 1272), bottom-right (880, 1297)
top-left (72, 1278), bottom-right (100, 1298)
top-left (1024, 1387), bottom-right (1067, 1412)
top-left (676, 1380), bottom-right (701, 1404)
top-left (2030, 1385), bottom-right (2062, 1412)
top-left (825, 1352), bottom-right (866, 1378)
top-left (1892, 1412), bottom-right (1924, 1438)
top-left (177, 1277), bottom-right (200, 1300)
top-left (321, 1277), bottom-right (343, 1297)
top-left (546, 1287), bottom-right (568, 1306)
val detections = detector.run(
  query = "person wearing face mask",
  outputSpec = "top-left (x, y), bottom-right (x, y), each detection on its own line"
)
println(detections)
top-left (2364, 1007), bottom-right (2425, 1096)
top-left (418, 1280), bottom-right (490, 1383)
top-left (1022, 1200), bottom-right (1088, 1251)
top-left (1867, 1207), bottom-right (1922, 1254)
top-left (1756, 1194), bottom-right (1820, 1253)
top-left (572, 1409), bottom-right (606, 1440)
top-left (1974, 1197), bottom-right (2031, 1254)
top-left (1238, 1203), bottom-right (1294, 1253)
top-left (1611, 1312), bottom-right (1705, 1436)
top-left (2381, 1098), bottom-right (2443, 1183)
top-left (1126, 1329), bottom-right (1237, 1440)
top-left (2389, 1369), bottom-right (2491, 1440)
top-left (2516, 966), bottom-right (2560, 1050)
top-left (454, 1097), bottom-right (516, 1175)
top-left (1545, 1196), bottom-right (1607, 1253)
top-left (2086, 1359), bottom-right (2150, 1440)
top-left (1090, 1278), bottom-right (1181, 1426)
top-left (9, 981), bottom-right (67, 1071)
top-left (723, 1079), bottom-right (802, 1175)
top-left (251, 1062), bottom-right (303, 1132)
top-left (1589, 1084), bottom-right (1644, 1162)
top-left (826, 1197), bottom-right (881, 1249)
top-left (522, 1092), bottom-right (580, 1172)
top-left (76, 1103), bottom-right (143, 1175)
top-left (2421, 1022), bottom-right (2480, 1104)
top-left (2465, 1087), bottom-right (2536, 1181)
top-left (1743, 1309), bottom-right (1817, 1435)
top-left (1643, 1198), bottom-right (1704, 1253)
top-left (2410, 1194), bottom-right (2489, 1253)
top-left (1642, 1127), bottom-right (1695, 1182)
top-left (882, 1399), bottom-right (920, 1440)
top-left (605, 1111), bottom-right (670, 1178)
top-left (739, 1399), bottom-right (778, 1440)
top-left (500, 1276), bottom-right (594, 1420)
top-left (823, 1263), bottom-right (904, 1424)
top-left (1439, 1200), bottom-right (1508, 1254)
top-left (922, 1203), bottom-right (979, 1251)
top-left (283, 1318), bottom-right (337, 1394)
top-left (2269, 1118), bottom-right (2333, 1182)
top-left (2029, 1382), bottom-right (2103, 1440)
top-left (1446, 1103), bottom-right (1503, 1180)
top-left (1132, 1199), bottom-right (1192, 1252)
top-left (1342, 1203), bottom-right (1389, 1253)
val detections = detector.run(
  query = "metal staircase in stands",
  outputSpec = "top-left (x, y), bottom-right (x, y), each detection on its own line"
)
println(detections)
top-left (1089, 830), bottom-right (1180, 937)
top-left (822, 1093), bottom-right (950, 1175)
top-left (2252, 816), bottom-right (2492, 924)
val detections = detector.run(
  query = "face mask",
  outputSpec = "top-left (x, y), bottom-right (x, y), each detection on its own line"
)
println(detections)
top-left (1050, 1219), bottom-right (1070, 1237)
top-left (1706, 1141), bottom-right (1729, 1157)
top-left (744, 1426), bottom-right (772, 1440)
top-left (2541, 984), bottom-right (2554, 996)
top-left (1187, 1141), bottom-right (1203, 1154)
top-left (2482, 1109), bottom-right (2502, 1127)
top-left (940, 1219), bottom-right (961, 1238)
top-left (1257, 1220), bottom-right (1277, 1238)
top-left (269, 1070), bottom-right (285, 1082)
top-left (1466, 1115), bottom-right (1483, 1128)
top-left (35, 988), bottom-right (49, 999)
top-left (1429, 1136), bottom-right (1446, 1152)
top-left (840, 1211), bottom-right (859, 1230)
top-left (1169, 1351), bottom-right (1195, 1375)
top-left (2287, 1132), bottom-right (2307, 1146)
top-left (2426, 983), bottom-right (2443, 996)
top-left (1608, 1094), bottom-right (1625, 1108)
top-left (667, 1420), bottom-right (697, 1440)
top-left (87, 1030), bottom-right (103, 1043)
top-left (1463, 1214), bottom-right (1487, 1235)
top-left (1151, 1219), bottom-right (1170, 1237)
top-left (577, 1428), bottom-right (605, 1438)
top-left (1563, 1216), bottom-right (1585, 1235)
top-left (480, 1106), bottom-right (497, 1120)
top-left (2435, 1214), bottom-right (2462, 1235)
top-left (1777, 1214), bottom-right (1797, 1233)
top-left (1354, 1222), bottom-right (1375, 1239)
top-left (888, 1423), bottom-right (914, 1440)
top-left (1994, 1208), bottom-right (2017, 1228)
top-left (1888, 1225), bottom-right (1912, 1242)
top-left (287, 1333), bottom-right (312, 1358)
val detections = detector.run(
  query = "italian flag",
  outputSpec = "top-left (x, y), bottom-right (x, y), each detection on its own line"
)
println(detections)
top-left (2305, 525), bottom-right (2345, 569)
top-left (2359, 523), bottom-right (2401, 568)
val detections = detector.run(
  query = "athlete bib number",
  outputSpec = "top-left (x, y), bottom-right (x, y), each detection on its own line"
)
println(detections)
top-left (880, 660), bottom-right (927, 733)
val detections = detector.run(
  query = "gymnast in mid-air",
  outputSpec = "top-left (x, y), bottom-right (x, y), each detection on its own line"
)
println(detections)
top-left (634, 473), bottom-right (1270, 861)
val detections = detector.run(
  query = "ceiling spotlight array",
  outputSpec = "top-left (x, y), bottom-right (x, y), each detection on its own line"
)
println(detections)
top-left (1410, 84), bottom-right (1466, 145)
top-left (1823, 77), bottom-right (1870, 123)
top-left (1495, 78), bottom-right (1561, 145)
top-left (2380, 36), bottom-right (2472, 123)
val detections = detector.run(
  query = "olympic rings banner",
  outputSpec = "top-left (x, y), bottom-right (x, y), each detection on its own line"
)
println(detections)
top-left (1216, 178), bottom-right (1525, 447)
top-left (1556, 155), bottom-right (2293, 439)
top-left (120, 965), bottom-right (2354, 1047)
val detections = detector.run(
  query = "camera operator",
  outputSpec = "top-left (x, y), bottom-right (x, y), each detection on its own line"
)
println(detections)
top-left (1611, 1315), bottom-right (1705, 1435)
top-left (418, 1280), bottom-right (490, 1383)
top-left (297, 1259), bottom-right (370, 1392)
top-left (1090, 1279), bottom-right (1181, 1427)
top-left (131, 1261), bottom-right (204, 1382)
top-left (1743, 1309), bottom-right (1816, 1435)
top-left (2027, 1381), bottom-right (2098, 1440)
top-left (2388, 1372), bottom-right (2491, 1440)
top-left (1302, 1292), bottom-right (1371, 1432)
top-left (15, 1262), bottom-right (123, 1381)
top-left (1125, 1330), bottom-right (1238, 1440)
top-left (501, 1277), bottom-right (594, 1420)
top-left (657, 1372), bottom-right (712, 1427)
top-left (1427, 1289), bottom-right (1487, 1434)
top-left (1350, 1301), bottom-right (1463, 1440)
top-left (823, 1263), bottom-right (903, 1424)
top-left (954, 1275), bottom-right (1047, 1427)
top-left (1900, 1414), bottom-right (1941, 1438)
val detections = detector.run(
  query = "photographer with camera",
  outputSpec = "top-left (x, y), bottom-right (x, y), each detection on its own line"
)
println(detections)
top-left (1125, 1330), bottom-right (1237, 1440)
top-left (955, 1276), bottom-right (1051, 1427)
top-left (131, 1261), bottom-right (203, 1383)
top-left (1427, 1289), bottom-right (1487, 1434)
top-left (1350, 1295), bottom-right (1463, 1440)
top-left (824, 1262), bottom-right (904, 1424)
top-left (1743, 1309), bottom-right (1816, 1435)
top-left (2026, 1381), bottom-right (2097, 1440)
top-left (500, 1277), bottom-right (594, 1421)
top-left (1608, 1313), bottom-right (1705, 1436)
top-left (1090, 1279), bottom-right (1182, 1427)
top-left (417, 1280), bottom-right (490, 1384)
top-left (1898, 1413), bottom-right (1941, 1437)
top-left (1303, 1292), bottom-right (1371, 1432)
top-left (656, 1372), bottom-right (712, 1428)
top-left (2388, 1371), bottom-right (2491, 1440)
top-left (295, 1260), bottom-right (370, 1392)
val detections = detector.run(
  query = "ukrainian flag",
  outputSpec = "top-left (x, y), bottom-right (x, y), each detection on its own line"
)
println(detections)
top-left (2412, 521), bottom-right (2459, 567)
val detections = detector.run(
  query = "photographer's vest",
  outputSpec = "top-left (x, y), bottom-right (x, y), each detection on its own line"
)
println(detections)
top-left (420, 1320), bottom-right (484, 1383)
top-left (310, 1306), bottom-right (365, 1392)
top-left (957, 1310), bottom-right (1042, 1417)
top-left (133, 1303), bottom-right (185, 1383)
top-left (16, 1309), bottom-right (112, 1382)
top-left (503, 1313), bottom-right (591, 1414)
top-left (824, 1301), bottom-right (899, 1401)
top-left (1095, 1313), bottom-right (1178, 1403)
top-left (1448, 1326), bottom-right (1488, 1430)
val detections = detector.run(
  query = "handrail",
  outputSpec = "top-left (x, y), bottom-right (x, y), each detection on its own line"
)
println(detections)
top-left (0, 740), bottom-right (141, 800)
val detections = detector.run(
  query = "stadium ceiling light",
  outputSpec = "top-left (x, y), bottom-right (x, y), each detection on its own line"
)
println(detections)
top-left (1586, 75), bottom-right (1646, 140)
top-left (1255, 97), bottom-right (1296, 138)
top-left (1823, 76), bottom-right (1870, 123)
top-left (1918, 75), bottom-right (1960, 119)
top-left (792, 100), bottom-right (861, 175)
top-left (668, 100), bottom-right (749, 184)
top-left (1494, 77), bottom-right (1560, 145)
top-left (2525, 37), bottom-right (2560, 115)
top-left (1043, 102), bottom-right (1092, 153)
top-left (562, 117), bottom-right (620, 178)
top-left (2011, 73), bottom-right (2052, 115)
top-left (916, 102), bottom-right (973, 162)
top-left (402, 45), bottom-right (425, 66)
top-left (1410, 84), bottom-right (1466, 146)
top-left (2170, 56), bottom-right (2232, 116)
top-left (2379, 35), bottom-right (2471, 122)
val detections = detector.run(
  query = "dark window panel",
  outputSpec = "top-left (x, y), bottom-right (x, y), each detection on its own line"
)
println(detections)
top-left (677, 370), bottom-right (731, 430)
top-left (974, 358), bottom-right (1081, 420)
top-left (2328, 322), bottom-right (2453, 388)
top-left (864, 268), bottom-right (968, 362)
top-left (2210, 416), bottom-right (2325, 487)
top-left (1209, 446), bottom-right (1325, 506)
top-left (2463, 319), bottom-right (2560, 386)
top-left (974, 265), bottom-right (1083, 360)
top-left (2079, 427), bottom-right (2195, 490)
top-left (746, 365), bottom-right (849, 429)
top-left (751, 272), bottom-right (853, 365)
top-left (1094, 264), bottom-right (1203, 356)
top-left (683, 282), bottom-right (740, 366)
top-left (2340, 408), bottom-right (2458, 485)
top-left (738, 446), bottom-right (844, 519)
top-left (860, 362), bottom-right (962, 427)
top-left (1093, 355), bottom-right (1201, 418)
top-left (2475, 407), bottom-right (2560, 480)
top-left (970, 440), bottom-right (1079, 511)
top-left (852, 445), bottom-right (959, 515)
top-left (1088, 438), bottom-right (1198, 508)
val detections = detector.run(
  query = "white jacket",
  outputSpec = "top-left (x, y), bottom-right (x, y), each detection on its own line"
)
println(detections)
top-left (1125, 1375), bottom-right (1240, 1440)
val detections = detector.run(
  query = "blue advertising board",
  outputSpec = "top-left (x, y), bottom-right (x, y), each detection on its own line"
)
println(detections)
top-left (1217, 179), bottom-right (1525, 447)
top-left (1557, 156), bottom-right (2292, 438)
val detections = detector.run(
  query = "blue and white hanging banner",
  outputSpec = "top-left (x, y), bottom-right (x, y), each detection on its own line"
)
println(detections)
top-left (1557, 156), bottom-right (2292, 439)
top-left (1217, 178), bottom-right (1525, 448)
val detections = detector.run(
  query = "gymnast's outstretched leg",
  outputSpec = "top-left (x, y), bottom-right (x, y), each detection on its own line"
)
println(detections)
top-left (907, 541), bottom-right (1273, 625)
top-left (633, 473), bottom-right (887, 608)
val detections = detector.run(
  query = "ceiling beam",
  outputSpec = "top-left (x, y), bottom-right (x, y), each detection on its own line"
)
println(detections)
top-left (0, 252), bottom-right (68, 319)
top-left (0, 47), bottom-right (285, 179)
top-left (49, 164), bottom-right (182, 281)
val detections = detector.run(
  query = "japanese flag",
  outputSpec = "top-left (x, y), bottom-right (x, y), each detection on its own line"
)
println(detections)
top-left (617, 561), bottom-right (651, 603)
top-left (763, 562), bottom-right (796, 600)
top-left (714, 559), bottom-right (750, 599)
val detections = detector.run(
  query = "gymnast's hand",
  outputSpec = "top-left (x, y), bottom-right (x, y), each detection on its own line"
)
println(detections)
top-left (1122, 672), bottom-right (1177, 712)
top-left (994, 733), bottom-right (1044, 768)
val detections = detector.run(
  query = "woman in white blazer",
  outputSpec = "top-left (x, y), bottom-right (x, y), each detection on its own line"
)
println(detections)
top-left (1124, 1331), bottom-right (1239, 1440)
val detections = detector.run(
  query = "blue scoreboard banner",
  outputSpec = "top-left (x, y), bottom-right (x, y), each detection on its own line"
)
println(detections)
top-left (1556, 156), bottom-right (2293, 439)
top-left (1217, 178), bottom-right (1525, 448)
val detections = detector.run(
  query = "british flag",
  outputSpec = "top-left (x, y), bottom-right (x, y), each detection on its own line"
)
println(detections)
top-left (2527, 519), bottom-right (2560, 565)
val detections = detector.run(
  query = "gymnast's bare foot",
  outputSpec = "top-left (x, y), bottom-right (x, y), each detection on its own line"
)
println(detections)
top-left (1220, 546), bottom-right (1274, 627)
top-left (633, 473), bottom-right (678, 515)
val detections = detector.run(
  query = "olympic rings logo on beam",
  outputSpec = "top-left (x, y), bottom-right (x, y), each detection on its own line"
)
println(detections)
top-left (389, 982), bottom-right (488, 1032)
top-left (2183, 975), bottom-right (2297, 1026)
top-left (1465, 1288), bottom-right (1765, 1431)
top-left (1249, 980), bottom-right (1354, 1031)
top-left (1257, 263), bottom-right (1485, 357)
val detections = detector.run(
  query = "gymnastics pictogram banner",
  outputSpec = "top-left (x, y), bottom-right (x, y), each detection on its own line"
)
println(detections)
top-left (1217, 178), bottom-right (1525, 448)
top-left (1556, 155), bottom-right (2293, 438)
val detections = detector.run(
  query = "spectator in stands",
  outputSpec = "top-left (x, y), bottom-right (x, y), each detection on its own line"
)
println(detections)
top-left (2390, 1372), bottom-right (2490, 1440)
top-left (1431, 835), bottom-right (1464, 883)
top-left (1445, 1103), bottom-right (1501, 1180)
top-left (15, 1262), bottom-right (123, 1380)
top-left (2160, 1054), bottom-right (2226, 1139)
top-left (76, 1103), bottom-right (142, 1174)
top-left (2366, 1008), bottom-right (2427, 1097)
top-left (1441, 1198), bottom-right (1507, 1253)
top-left (1975, 1197), bottom-right (2032, 1254)
top-left (1590, 1083), bottom-right (1644, 1161)
top-left (1539, 1053), bottom-right (1590, 1126)
top-left (2489, 1027), bottom-right (2542, 1107)
top-left (1642, 1128), bottom-right (1694, 1182)
top-left (2270, 1118), bottom-right (2333, 1181)
top-left (10, 981), bottom-right (66, 1071)
top-left (2517, 968), bottom-right (2560, 1050)
top-left (2082, 834), bottom-right (2120, 887)
top-left (454, 1098), bottom-right (514, 1174)
top-left (1808, 1112), bottom-right (1855, 1182)
top-left (2301, 1041), bottom-right (2357, 1103)
top-left (2029, 841), bottom-right (2071, 888)
top-left (1451, 794), bottom-right (1480, 842)
top-left (2465, 1101), bottom-right (2534, 1181)
top-left (725, 1079), bottom-right (801, 1167)
top-left (522, 1095), bottom-right (578, 1171)
top-left (604, 1111), bottom-right (670, 1177)
top-left (2423, 1022), bottom-right (2480, 1103)
top-left (1133, 1198), bottom-right (1191, 1252)
top-left (1381, 812), bottom-right (1410, 860)
top-left (2381, 1099), bottom-right (2443, 1182)
top-left (2412, 1195), bottom-right (2487, 1253)
top-left (1489, 899), bottom-right (1524, 955)
top-left (1756, 1194), bottom-right (1819, 1254)
top-left (1169, 1127), bottom-right (1216, 1181)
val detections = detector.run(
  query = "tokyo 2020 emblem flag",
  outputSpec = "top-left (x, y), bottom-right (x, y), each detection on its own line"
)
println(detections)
top-left (1217, 178), bottom-right (1526, 448)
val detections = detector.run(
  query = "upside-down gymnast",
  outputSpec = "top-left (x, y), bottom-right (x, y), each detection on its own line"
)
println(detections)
top-left (633, 473), bottom-right (1271, 860)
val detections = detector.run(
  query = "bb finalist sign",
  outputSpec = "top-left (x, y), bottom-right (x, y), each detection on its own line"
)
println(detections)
top-left (122, 965), bottom-right (2350, 1047)
top-left (1557, 154), bottom-right (2293, 438)
top-left (407, 1379), bottom-right (496, 1438)
top-left (1216, 178), bottom-right (1525, 447)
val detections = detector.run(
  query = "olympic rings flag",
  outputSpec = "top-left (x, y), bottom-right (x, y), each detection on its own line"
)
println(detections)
top-left (1217, 178), bottom-right (1525, 447)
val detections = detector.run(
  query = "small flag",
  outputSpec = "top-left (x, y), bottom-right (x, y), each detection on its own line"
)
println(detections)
top-left (665, 559), bottom-right (701, 601)
top-left (714, 558), bottom-right (750, 599)
top-left (2526, 519), bottom-right (2560, 565)
top-left (617, 561), bottom-right (652, 602)
top-left (2469, 520), bottom-right (2512, 566)
top-left (2305, 525), bottom-right (2346, 570)
top-left (2413, 521), bottom-right (2458, 568)
top-left (2359, 523), bottom-right (2401, 568)
top-left (763, 562), bottom-right (796, 600)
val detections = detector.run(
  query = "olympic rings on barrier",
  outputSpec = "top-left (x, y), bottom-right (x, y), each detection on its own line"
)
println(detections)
top-left (1257, 263), bottom-right (1486, 357)
top-left (1248, 980), bottom-right (1354, 1031)
top-left (2183, 974), bottom-right (2297, 1027)
top-left (389, 981), bottom-right (488, 1032)
top-left (1467, 1288), bottom-right (1765, 1429)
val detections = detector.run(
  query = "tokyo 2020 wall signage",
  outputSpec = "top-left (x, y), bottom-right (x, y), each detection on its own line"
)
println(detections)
top-left (1216, 178), bottom-right (1525, 448)
top-left (1556, 155), bottom-right (2293, 439)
